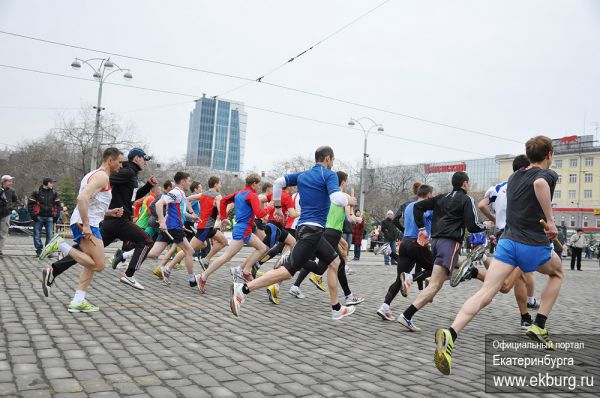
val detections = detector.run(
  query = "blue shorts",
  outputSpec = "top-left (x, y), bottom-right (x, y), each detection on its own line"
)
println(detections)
top-left (494, 238), bottom-right (553, 273)
top-left (195, 228), bottom-right (217, 242)
top-left (71, 224), bottom-right (102, 243)
top-left (232, 223), bottom-right (252, 244)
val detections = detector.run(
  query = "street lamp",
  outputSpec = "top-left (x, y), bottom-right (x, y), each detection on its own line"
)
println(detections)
top-left (347, 117), bottom-right (384, 212)
top-left (70, 57), bottom-right (133, 171)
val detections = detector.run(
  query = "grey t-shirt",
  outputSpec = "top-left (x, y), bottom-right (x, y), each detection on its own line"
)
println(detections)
top-left (502, 167), bottom-right (558, 246)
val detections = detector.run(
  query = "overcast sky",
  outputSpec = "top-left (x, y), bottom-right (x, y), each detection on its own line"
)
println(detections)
top-left (1, 0), bottom-right (599, 172)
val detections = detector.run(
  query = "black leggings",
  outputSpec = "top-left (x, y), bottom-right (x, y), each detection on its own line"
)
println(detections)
top-left (384, 238), bottom-right (434, 305)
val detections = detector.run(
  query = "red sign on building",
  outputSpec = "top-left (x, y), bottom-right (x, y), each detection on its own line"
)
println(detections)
top-left (424, 163), bottom-right (466, 173)
top-left (559, 135), bottom-right (578, 144)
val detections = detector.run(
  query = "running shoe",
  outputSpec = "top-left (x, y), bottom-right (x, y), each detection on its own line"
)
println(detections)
top-left (196, 274), bottom-right (206, 294)
top-left (230, 282), bottom-right (246, 317)
top-left (42, 267), bottom-right (53, 297)
top-left (521, 317), bottom-right (532, 330)
top-left (267, 284), bottom-right (280, 305)
top-left (400, 272), bottom-right (412, 297)
top-left (199, 258), bottom-right (209, 271)
top-left (309, 273), bottom-right (326, 292)
top-left (152, 266), bottom-right (164, 280)
top-left (374, 243), bottom-right (389, 256)
top-left (434, 328), bottom-right (454, 375)
top-left (119, 274), bottom-right (145, 290)
top-left (39, 235), bottom-right (64, 260)
top-left (526, 324), bottom-right (555, 350)
top-left (331, 305), bottom-right (355, 320)
top-left (398, 314), bottom-right (420, 331)
top-left (275, 251), bottom-right (289, 269)
top-left (345, 266), bottom-right (355, 275)
top-left (450, 258), bottom-right (475, 288)
top-left (289, 285), bottom-right (305, 299)
top-left (345, 294), bottom-right (365, 306)
top-left (377, 305), bottom-right (395, 321)
top-left (189, 277), bottom-right (198, 288)
top-left (162, 268), bottom-right (171, 285)
top-left (251, 262), bottom-right (261, 278)
top-left (68, 300), bottom-right (100, 313)
top-left (527, 298), bottom-right (541, 309)
top-left (111, 249), bottom-right (124, 270)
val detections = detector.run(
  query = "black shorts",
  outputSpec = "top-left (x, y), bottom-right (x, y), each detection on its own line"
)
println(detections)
top-left (195, 227), bottom-right (217, 242)
top-left (285, 228), bottom-right (296, 239)
top-left (254, 218), bottom-right (265, 231)
top-left (263, 223), bottom-right (288, 248)
top-left (283, 225), bottom-right (338, 275)
top-left (431, 238), bottom-right (461, 272)
top-left (157, 228), bottom-right (185, 244)
top-left (184, 221), bottom-right (196, 241)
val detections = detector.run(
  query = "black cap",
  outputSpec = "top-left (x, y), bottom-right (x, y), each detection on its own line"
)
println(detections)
top-left (43, 178), bottom-right (55, 185)
top-left (128, 147), bottom-right (152, 161)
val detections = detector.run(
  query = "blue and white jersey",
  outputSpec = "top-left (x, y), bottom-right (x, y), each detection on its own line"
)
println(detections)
top-left (403, 201), bottom-right (432, 239)
top-left (484, 181), bottom-right (508, 229)
top-left (284, 164), bottom-right (340, 228)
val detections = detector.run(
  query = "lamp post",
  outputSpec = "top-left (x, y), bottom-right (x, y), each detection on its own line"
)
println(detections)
top-left (71, 57), bottom-right (132, 171)
top-left (347, 118), bottom-right (384, 212)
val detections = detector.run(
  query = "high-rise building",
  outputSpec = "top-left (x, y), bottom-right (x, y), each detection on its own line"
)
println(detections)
top-left (186, 95), bottom-right (247, 171)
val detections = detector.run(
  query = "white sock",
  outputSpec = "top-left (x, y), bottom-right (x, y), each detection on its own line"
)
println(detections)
top-left (60, 242), bottom-right (72, 256)
top-left (123, 250), bottom-right (133, 260)
top-left (528, 296), bottom-right (535, 304)
top-left (381, 303), bottom-right (390, 311)
top-left (406, 274), bottom-right (413, 283)
top-left (188, 274), bottom-right (195, 282)
top-left (73, 290), bottom-right (86, 305)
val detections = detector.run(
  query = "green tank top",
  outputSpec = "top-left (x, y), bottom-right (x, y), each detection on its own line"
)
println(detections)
top-left (326, 203), bottom-right (345, 231)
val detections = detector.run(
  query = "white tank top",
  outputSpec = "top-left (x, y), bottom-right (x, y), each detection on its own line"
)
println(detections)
top-left (70, 168), bottom-right (112, 227)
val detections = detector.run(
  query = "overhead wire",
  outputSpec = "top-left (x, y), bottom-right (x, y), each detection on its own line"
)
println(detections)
top-left (0, 63), bottom-right (491, 157)
top-left (0, 29), bottom-right (523, 144)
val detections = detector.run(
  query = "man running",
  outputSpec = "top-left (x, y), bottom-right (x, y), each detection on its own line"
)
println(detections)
top-left (396, 172), bottom-right (491, 331)
top-left (40, 148), bottom-right (124, 312)
top-left (434, 135), bottom-right (563, 375)
top-left (229, 146), bottom-right (357, 320)
top-left (377, 184), bottom-right (434, 321)
top-left (194, 174), bottom-right (271, 293)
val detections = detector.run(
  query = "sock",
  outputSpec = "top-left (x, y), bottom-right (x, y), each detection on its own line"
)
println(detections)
top-left (471, 268), bottom-right (479, 279)
top-left (199, 273), bottom-right (206, 281)
top-left (406, 274), bottom-right (413, 283)
top-left (381, 303), bottom-right (390, 311)
top-left (527, 296), bottom-right (535, 305)
top-left (403, 304), bottom-right (418, 320)
top-left (534, 314), bottom-right (547, 329)
top-left (521, 312), bottom-right (532, 322)
top-left (448, 327), bottom-right (458, 342)
top-left (60, 242), bottom-right (72, 256)
top-left (332, 303), bottom-right (341, 311)
top-left (241, 284), bottom-right (250, 294)
top-left (482, 254), bottom-right (488, 263)
top-left (188, 274), bottom-right (195, 282)
top-left (73, 290), bottom-right (86, 305)
top-left (123, 250), bottom-right (133, 260)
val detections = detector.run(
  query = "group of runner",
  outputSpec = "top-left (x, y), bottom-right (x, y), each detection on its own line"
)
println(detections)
top-left (38, 137), bottom-right (563, 375)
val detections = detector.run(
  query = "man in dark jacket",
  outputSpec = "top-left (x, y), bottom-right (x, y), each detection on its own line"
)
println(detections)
top-left (396, 172), bottom-right (491, 332)
top-left (381, 210), bottom-right (400, 265)
top-left (0, 175), bottom-right (19, 255)
top-left (28, 178), bottom-right (63, 256)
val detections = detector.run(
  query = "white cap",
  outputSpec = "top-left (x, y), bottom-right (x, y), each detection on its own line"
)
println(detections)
top-left (1, 175), bottom-right (14, 181)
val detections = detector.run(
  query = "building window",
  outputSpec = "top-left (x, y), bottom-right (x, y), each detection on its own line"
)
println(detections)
top-left (569, 174), bottom-right (577, 183)
top-left (570, 159), bottom-right (578, 167)
top-left (557, 174), bottom-right (562, 184)
top-left (554, 190), bottom-right (561, 199)
top-left (568, 190), bottom-right (576, 200)
top-left (570, 217), bottom-right (576, 227)
top-left (554, 159), bottom-right (562, 168)
top-left (584, 217), bottom-right (589, 228)
top-left (584, 190), bottom-right (592, 199)
top-left (585, 157), bottom-right (593, 167)
top-left (585, 173), bottom-right (593, 183)
top-left (597, 219), bottom-right (600, 228)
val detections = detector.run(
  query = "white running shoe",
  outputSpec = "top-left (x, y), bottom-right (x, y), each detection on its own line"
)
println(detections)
top-left (119, 274), bottom-right (145, 290)
top-left (345, 294), bottom-right (365, 306)
top-left (377, 305), bottom-right (395, 321)
top-left (398, 314), bottom-right (420, 331)
top-left (332, 305), bottom-right (355, 320)
top-left (289, 285), bottom-right (305, 299)
top-left (230, 282), bottom-right (246, 317)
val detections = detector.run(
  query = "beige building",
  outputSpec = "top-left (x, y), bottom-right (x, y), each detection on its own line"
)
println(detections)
top-left (498, 135), bottom-right (600, 232)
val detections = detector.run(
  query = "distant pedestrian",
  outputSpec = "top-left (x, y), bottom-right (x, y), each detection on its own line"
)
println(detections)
top-left (351, 209), bottom-right (365, 260)
top-left (0, 175), bottom-right (19, 256)
top-left (381, 210), bottom-right (400, 265)
top-left (568, 228), bottom-right (586, 271)
top-left (28, 178), bottom-right (63, 257)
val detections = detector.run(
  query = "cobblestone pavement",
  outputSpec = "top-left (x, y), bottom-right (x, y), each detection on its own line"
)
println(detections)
top-left (1, 235), bottom-right (599, 397)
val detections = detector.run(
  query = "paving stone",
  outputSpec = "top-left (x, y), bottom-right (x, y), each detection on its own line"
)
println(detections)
top-left (50, 378), bottom-right (83, 393)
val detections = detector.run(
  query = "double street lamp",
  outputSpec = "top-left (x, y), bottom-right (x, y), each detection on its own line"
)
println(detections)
top-left (71, 57), bottom-right (133, 171)
top-left (348, 117), bottom-right (384, 212)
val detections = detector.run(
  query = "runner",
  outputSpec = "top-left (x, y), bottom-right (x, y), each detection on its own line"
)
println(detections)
top-left (145, 172), bottom-right (198, 286)
top-left (229, 146), bottom-right (358, 320)
top-left (395, 171), bottom-right (492, 331)
top-left (377, 184), bottom-right (434, 321)
top-left (434, 135), bottom-right (563, 375)
top-left (39, 148), bottom-right (124, 312)
top-left (193, 173), bottom-right (272, 294)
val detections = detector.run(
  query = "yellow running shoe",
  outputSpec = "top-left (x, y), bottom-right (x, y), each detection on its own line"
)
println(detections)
top-left (526, 324), bottom-right (555, 350)
top-left (267, 284), bottom-right (280, 305)
top-left (309, 273), bottom-right (326, 292)
top-left (434, 328), bottom-right (454, 375)
top-left (152, 267), bottom-right (164, 280)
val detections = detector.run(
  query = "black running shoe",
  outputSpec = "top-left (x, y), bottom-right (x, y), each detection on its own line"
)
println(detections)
top-left (42, 268), bottom-right (52, 297)
top-left (111, 249), bottom-right (124, 270)
top-left (189, 279), bottom-right (198, 288)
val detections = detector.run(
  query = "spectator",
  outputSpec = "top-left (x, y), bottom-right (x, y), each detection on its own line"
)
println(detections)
top-left (568, 228), bottom-right (586, 271)
top-left (28, 178), bottom-right (63, 257)
top-left (369, 225), bottom-right (380, 251)
top-left (381, 209), bottom-right (400, 265)
top-left (351, 209), bottom-right (365, 260)
top-left (0, 175), bottom-right (19, 256)
top-left (343, 218), bottom-right (353, 255)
